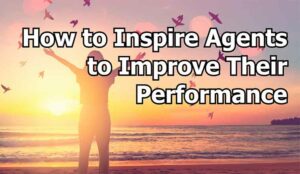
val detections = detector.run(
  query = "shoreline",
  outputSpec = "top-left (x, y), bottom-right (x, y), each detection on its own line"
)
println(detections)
top-left (0, 161), bottom-right (299, 174)
top-left (0, 157), bottom-right (299, 167)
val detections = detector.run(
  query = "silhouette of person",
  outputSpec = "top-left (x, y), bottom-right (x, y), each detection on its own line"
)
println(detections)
top-left (44, 48), bottom-right (143, 174)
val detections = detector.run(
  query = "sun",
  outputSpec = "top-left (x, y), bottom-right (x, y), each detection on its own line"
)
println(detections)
top-left (43, 99), bottom-right (79, 117)
top-left (46, 102), bottom-right (67, 116)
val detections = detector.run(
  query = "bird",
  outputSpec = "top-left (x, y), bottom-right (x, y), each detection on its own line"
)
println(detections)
top-left (44, 9), bottom-right (54, 20)
top-left (135, 52), bottom-right (146, 60)
top-left (172, 15), bottom-right (184, 27)
top-left (256, 40), bottom-right (265, 51)
top-left (217, 50), bottom-right (225, 61)
top-left (208, 112), bottom-right (214, 119)
top-left (208, 12), bottom-right (222, 24)
top-left (44, 0), bottom-right (53, 4)
top-left (18, 41), bottom-right (22, 49)
top-left (19, 61), bottom-right (27, 67)
top-left (1, 84), bottom-right (11, 93)
top-left (70, 20), bottom-right (78, 27)
top-left (136, 30), bottom-right (142, 35)
top-left (39, 71), bottom-right (45, 79)
top-left (189, 80), bottom-right (196, 88)
top-left (83, 0), bottom-right (91, 6)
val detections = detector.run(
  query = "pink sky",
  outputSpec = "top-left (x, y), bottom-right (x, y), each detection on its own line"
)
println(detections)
top-left (0, 0), bottom-right (299, 126)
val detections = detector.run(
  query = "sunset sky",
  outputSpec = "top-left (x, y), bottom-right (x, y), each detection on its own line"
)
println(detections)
top-left (0, 0), bottom-right (299, 126)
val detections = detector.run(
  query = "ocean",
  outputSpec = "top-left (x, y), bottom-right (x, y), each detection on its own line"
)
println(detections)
top-left (0, 125), bottom-right (299, 165)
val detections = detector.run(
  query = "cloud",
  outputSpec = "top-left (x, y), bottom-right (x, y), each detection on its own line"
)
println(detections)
top-left (3, 22), bottom-right (25, 46)
top-left (238, 47), bottom-right (263, 58)
top-left (189, 16), bottom-right (212, 38)
top-left (135, 22), bottom-right (157, 32)
top-left (23, 0), bottom-right (50, 15)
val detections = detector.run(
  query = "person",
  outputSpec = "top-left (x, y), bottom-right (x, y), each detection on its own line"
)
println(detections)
top-left (44, 48), bottom-right (144, 174)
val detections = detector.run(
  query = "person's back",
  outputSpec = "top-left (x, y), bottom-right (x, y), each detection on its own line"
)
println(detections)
top-left (75, 50), bottom-right (116, 174)
top-left (43, 48), bottom-right (144, 174)
top-left (43, 49), bottom-right (114, 174)
top-left (77, 71), bottom-right (114, 174)
top-left (76, 70), bottom-right (114, 108)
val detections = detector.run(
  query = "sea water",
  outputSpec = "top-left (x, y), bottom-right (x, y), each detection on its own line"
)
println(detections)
top-left (0, 125), bottom-right (299, 165)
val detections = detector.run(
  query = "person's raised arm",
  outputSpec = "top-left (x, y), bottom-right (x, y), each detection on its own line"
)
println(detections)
top-left (44, 48), bottom-right (80, 74)
top-left (111, 52), bottom-right (146, 78)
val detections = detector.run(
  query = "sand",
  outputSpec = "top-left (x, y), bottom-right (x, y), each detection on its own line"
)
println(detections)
top-left (0, 162), bottom-right (299, 174)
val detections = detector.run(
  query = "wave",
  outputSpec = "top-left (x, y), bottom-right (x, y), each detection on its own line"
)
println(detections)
top-left (0, 138), bottom-right (78, 147)
top-left (0, 125), bottom-right (299, 163)
top-left (0, 131), bottom-right (194, 138)
top-left (0, 137), bottom-right (189, 147)
top-left (1, 131), bottom-right (299, 147)
top-left (284, 131), bottom-right (300, 135)
top-left (0, 150), bottom-right (299, 163)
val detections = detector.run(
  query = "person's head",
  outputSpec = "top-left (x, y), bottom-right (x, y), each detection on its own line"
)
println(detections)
top-left (88, 50), bottom-right (104, 61)
top-left (85, 50), bottom-right (104, 69)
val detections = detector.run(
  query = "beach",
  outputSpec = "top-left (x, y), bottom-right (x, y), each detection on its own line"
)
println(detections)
top-left (0, 162), bottom-right (299, 174)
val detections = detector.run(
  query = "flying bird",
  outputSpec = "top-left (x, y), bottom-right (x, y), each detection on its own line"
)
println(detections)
top-left (135, 52), bottom-right (146, 60)
top-left (18, 41), bottom-right (22, 49)
top-left (256, 40), bottom-right (265, 51)
top-left (70, 20), bottom-right (78, 27)
top-left (217, 50), bottom-right (225, 61)
top-left (19, 61), bottom-right (27, 67)
top-left (44, 9), bottom-right (54, 20)
top-left (136, 30), bottom-right (142, 35)
top-left (1, 84), bottom-right (11, 93)
top-left (39, 71), bottom-right (45, 79)
top-left (172, 15), bottom-right (184, 27)
top-left (83, 0), bottom-right (91, 6)
top-left (44, 0), bottom-right (53, 4)
top-left (208, 112), bottom-right (214, 119)
top-left (126, 52), bottom-right (146, 68)
top-left (209, 12), bottom-right (222, 24)
top-left (189, 80), bottom-right (196, 88)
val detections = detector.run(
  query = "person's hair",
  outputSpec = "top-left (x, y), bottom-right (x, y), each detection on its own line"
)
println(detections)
top-left (88, 50), bottom-right (104, 61)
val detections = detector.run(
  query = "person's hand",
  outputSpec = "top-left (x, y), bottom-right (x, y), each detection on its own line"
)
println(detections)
top-left (133, 52), bottom-right (146, 61)
top-left (43, 48), bottom-right (56, 57)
